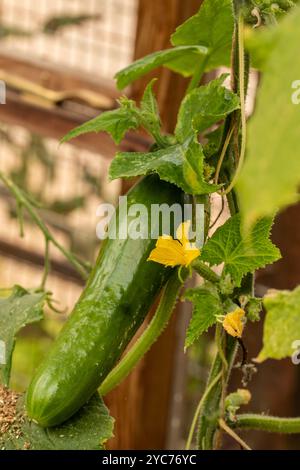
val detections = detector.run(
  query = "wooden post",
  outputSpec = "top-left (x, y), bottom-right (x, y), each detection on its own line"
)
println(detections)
top-left (105, 0), bottom-right (201, 449)
top-left (132, 0), bottom-right (201, 133)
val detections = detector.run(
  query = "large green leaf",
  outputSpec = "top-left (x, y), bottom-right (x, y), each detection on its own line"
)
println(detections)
top-left (1, 391), bottom-right (114, 450)
top-left (237, 7), bottom-right (300, 229)
top-left (115, 46), bottom-right (208, 90)
top-left (175, 75), bottom-right (240, 142)
top-left (201, 214), bottom-right (281, 286)
top-left (109, 138), bottom-right (219, 195)
top-left (0, 286), bottom-right (45, 386)
top-left (184, 283), bottom-right (223, 348)
top-left (171, 0), bottom-right (234, 71)
top-left (257, 287), bottom-right (300, 362)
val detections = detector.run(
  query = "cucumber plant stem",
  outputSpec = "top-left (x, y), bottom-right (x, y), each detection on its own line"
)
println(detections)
top-left (232, 414), bottom-right (300, 434)
top-left (223, 12), bottom-right (246, 195)
top-left (185, 371), bottom-right (222, 450)
top-left (197, 336), bottom-right (238, 449)
top-left (192, 259), bottom-right (220, 283)
top-left (0, 171), bottom-right (89, 282)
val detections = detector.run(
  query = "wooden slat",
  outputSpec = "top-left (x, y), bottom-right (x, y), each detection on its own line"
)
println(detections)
top-left (0, 51), bottom-right (118, 99)
top-left (0, 90), bottom-right (149, 155)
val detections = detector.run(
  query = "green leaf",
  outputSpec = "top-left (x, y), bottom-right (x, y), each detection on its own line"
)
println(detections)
top-left (61, 98), bottom-right (140, 145)
top-left (201, 215), bottom-right (281, 286)
top-left (140, 79), bottom-right (160, 119)
top-left (257, 287), bottom-right (300, 362)
top-left (1, 391), bottom-right (114, 450)
top-left (115, 45), bottom-right (208, 89)
top-left (171, 0), bottom-right (234, 71)
top-left (109, 138), bottom-right (219, 195)
top-left (184, 283), bottom-right (222, 348)
top-left (237, 7), bottom-right (300, 229)
top-left (175, 75), bottom-right (240, 142)
top-left (0, 287), bottom-right (45, 386)
top-left (246, 297), bottom-right (262, 322)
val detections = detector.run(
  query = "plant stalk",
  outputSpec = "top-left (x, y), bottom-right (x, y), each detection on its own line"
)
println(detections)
top-left (232, 414), bottom-right (300, 434)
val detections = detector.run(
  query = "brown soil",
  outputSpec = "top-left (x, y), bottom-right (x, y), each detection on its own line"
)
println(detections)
top-left (0, 385), bottom-right (30, 450)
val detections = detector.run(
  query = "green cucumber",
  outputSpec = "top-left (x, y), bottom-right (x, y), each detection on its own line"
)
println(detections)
top-left (26, 175), bottom-right (184, 427)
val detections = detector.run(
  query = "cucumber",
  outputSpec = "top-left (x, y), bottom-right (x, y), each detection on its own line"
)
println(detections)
top-left (26, 175), bottom-right (184, 427)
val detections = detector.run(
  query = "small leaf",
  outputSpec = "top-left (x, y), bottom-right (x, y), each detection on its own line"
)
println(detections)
top-left (1, 390), bottom-right (114, 450)
top-left (61, 98), bottom-right (140, 145)
top-left (0, 287), bottom-right (46, 386)
top-left (115, 45), bottom-right (208, 89)
top-left (257, 287), bottom-right (300, 362)
top-left (109, 138), bottom-right (219, 195)
top-left (246, 297), bottom-right (262, 322)
top-left (171, 0), bottom-right (234, 71)
top-left (201, 214), bottom-right (281, 286)
top-left (175, 75), bottom-right (240, 142)
top-left (140, 79), bottom-right (160, 119)
top-left (184, 283), bottom-right (222, 348)
top-left (139, 80), bottom-right (165, 143)
top-left (237, 7), bottom-right (300, 229)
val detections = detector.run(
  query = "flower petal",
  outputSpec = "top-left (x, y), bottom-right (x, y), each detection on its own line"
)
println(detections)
top-left (176, 220), bottom-right (191, 246)
top-left (183, 245), bottom-right (201, 267)
top-left (223, 308), bottom-right (245, 338)
top-left (147, 237), bottom-right (186, 267)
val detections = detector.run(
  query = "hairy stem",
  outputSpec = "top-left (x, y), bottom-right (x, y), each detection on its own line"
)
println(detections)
top-left (99, 269), bottom-right (187, 396)
top-left (223, 12), bottom-right (246, 195)
top-left (197, 336), bottom-right (238, 449)
top-left (186, 371), bottom-right (222, 450)
top-left (192, 259), bottom-right (220, 283)
top-left (40, 238), bottom-right (50, 290)
top-left (233, 414), bottom-right (300, 434)
top-left (214, 125), bottom-right (235, 186)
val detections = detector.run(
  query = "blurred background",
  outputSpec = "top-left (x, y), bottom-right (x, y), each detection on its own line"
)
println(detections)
top-left (0, 0), bottom-right (300, 451)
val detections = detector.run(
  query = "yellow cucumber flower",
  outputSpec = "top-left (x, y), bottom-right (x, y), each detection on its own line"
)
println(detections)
top-left (147, 220), bottom-right (200, 268)
top-left (222, 308), bottom-right (245, 338)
